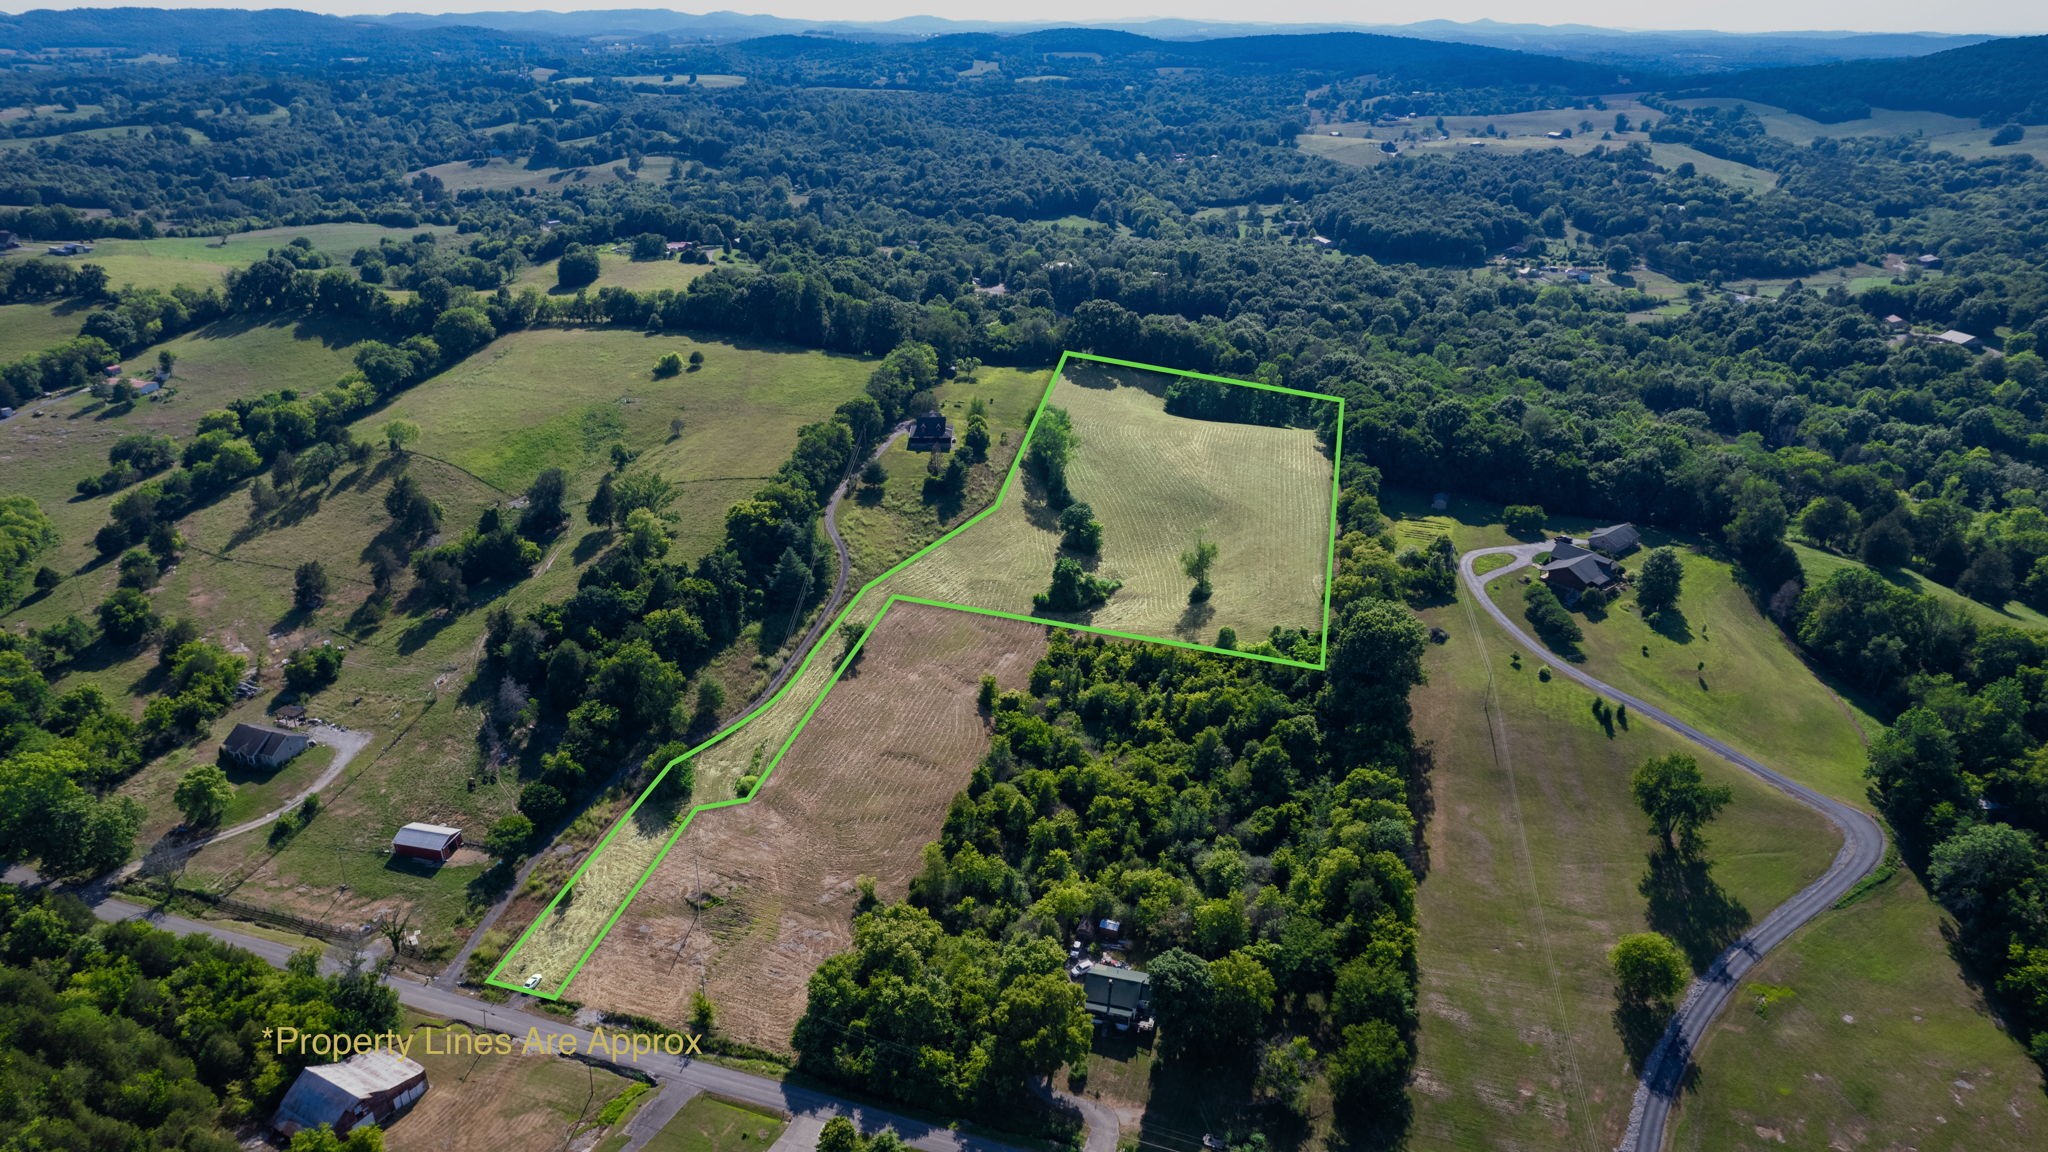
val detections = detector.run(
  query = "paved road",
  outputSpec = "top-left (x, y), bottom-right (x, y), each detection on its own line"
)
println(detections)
top-left (84, 894), bottom-right (1034, 1152)
top-left (1458, 544), bottom-right (1887, 1152)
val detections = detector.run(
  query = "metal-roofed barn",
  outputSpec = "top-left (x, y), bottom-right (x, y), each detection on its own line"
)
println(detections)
top-left (1587, 522), bottom-right (1641, 555)
top-left (272, 1051), bottom-right (426, 1137)
top-left (391, 822), bottom-right (464, 863)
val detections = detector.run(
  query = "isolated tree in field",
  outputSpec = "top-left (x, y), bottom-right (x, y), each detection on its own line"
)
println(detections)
top-left (156, 349), bottom-right (176, 378)
top-left (381, 419), bottom-right (420, 455)
top-left (174, 761), bottom-right (234, 828)
top-left (962, 414), bottom-right (991, 462)
top-left (293, 560), bottom-right (329, 610)
top-left (654, 351), bottom-right (683, 377)
top-left (860, 459), bottom-right (887, 491)
top-left (96, 587), bottom-right (158, 645)
top-left (585, 470), bottom-right (617, 527)
top-left (557, 245), bottom-right (600, 289)
top-left (1024, 404), bottom-right (1077, 507)
top-left (1609, 931), bottom-right (1689, 1006)
top-left (1057, 502), bottom-right (1101, 553)
top-left (1035, 556), bottom-right (1119, 613)
top-left (284, 644), bottom-right (344, 692)
top-left (517, 468), bottom-right (567, 539)
top-left (688, 349), bottom-right (705, 371)
top-left (383, 474), bottom-right (441, 540)
top-left (1633, 548), bottom-right (1682, 617)
top-left (1630, 754), bottom-right (1732, 855)
top-left (1181, 535), bottom-right (1218, 603)
top-left (1605, 244), bottom-right (1635, 275)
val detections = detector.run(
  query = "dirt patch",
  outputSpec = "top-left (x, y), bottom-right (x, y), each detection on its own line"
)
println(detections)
top-left (575, 601), bottom-right (1047, 1048)
top-left (385, 1021), bottom-right (631, 1152)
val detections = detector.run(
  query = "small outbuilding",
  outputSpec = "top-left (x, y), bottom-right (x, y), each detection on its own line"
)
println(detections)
top-left (1082, 966), bottom-right (1152, 1027)
top-left (272, 1051), bottom-right (427, 1137)
top-left (1883, 314), bottom-right (1909, 333)
top-left (907, 411), bottom-right (953, 452)
top-left (1587, 523), bottom-right (1642, 555)
top-left (1936, 330), bottom-right (1982, 351)
top-left (220, 723), bottom-right (309, 770)
top-left (391, 822), bottom-right (464, 863)
top-left (1916, 253), bottom-right (1943, 268)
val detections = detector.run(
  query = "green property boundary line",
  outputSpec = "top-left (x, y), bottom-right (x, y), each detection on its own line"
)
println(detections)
top-left (485, 350), bottom-right (1346, 999)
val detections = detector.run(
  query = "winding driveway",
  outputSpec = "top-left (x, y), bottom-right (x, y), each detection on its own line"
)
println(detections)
top-left (1457, 544), bottom-right (1886, 1152)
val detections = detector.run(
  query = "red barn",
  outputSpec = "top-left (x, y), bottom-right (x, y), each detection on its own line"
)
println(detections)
top-left (391, 822), bottom-right (463, 863)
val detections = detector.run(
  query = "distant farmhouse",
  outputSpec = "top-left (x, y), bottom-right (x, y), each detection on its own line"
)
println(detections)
top-left (907, 411), bottom-right (953, 452)
top-left (220, 722), bottom-right (308, 770)
top-left (272, 1051), bottom-right (427, 1137)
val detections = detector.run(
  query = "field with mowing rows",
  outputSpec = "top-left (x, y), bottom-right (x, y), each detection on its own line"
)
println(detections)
top-left (574, 602), bottom-right (1048, 1048)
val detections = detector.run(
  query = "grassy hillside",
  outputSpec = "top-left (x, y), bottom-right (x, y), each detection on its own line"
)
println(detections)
top-left (0, 300), bottom-right (83, 363)
top-left (1791, 540), bottom-right (2048, 632)
top-left (0, 224), bottom-right (452, 294)
top-left (1409, 593), bottom-right (1837, 1149)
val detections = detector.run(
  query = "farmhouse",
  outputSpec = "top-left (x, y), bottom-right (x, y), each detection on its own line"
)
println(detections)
top-left (1542, 552), bottom-right (1621, 597)
top-left (1587, 522), bottom-right (1641, 555)
top-left (907, 411), bottom-right (953, 452)
top-left (272, 1051), bottom-right (427, 1137)
top-left (220, 722), bottom-right (308, 770)
top-left (1081, 965), bottom-right (1152, 1028)
top-left (391, 821), bottom-right (464, 863)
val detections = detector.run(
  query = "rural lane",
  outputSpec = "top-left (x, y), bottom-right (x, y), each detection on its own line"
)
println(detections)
top-left (83, 893), bottom-right (1039, 1152)
top-left (190, 723), bottom-right (373, 848)
top-left (1457, 544), bottom-right (1887, 1152)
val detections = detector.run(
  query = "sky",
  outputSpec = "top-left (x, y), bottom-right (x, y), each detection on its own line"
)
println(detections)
top-left (1, 2), bottom-right (2043, 36)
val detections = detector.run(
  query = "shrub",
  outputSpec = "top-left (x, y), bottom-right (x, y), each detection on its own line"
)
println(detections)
top-left (654, 351), bottom-right (684, 377)
top-left (1034, 556), bottom-right (1120, 613)
top-left (1502, 504), bottom-right (1545, 535)
top-left (283, 644), bottom-right (344, 693)
top-left (1521, 581), bottom-right (1582, 650)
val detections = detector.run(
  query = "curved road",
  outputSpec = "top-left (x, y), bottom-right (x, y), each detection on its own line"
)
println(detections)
top-left (1458, 544), bottom-right (1886, 1152)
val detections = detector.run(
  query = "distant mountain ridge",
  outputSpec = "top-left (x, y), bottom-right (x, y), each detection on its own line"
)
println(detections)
top-left (1688, 35), bottom-right (2048, 123)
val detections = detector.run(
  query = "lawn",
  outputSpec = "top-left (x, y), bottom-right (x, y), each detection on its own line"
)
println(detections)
top-left (1488, 537), bottom-right (1878, 804)
top-left (1670, 872), bottom-right (2047, 1150)
top-left (1791, 540), bottom-right (2048, 632)
top-left (0, 300), bottom-right (84, 363)
top-left (637, 1094), bottom-right (785, 1152)
top-left (385, 1015), bottom-right (642, 1152)
top-left (1407, 592), bottom-right (1837, 1151)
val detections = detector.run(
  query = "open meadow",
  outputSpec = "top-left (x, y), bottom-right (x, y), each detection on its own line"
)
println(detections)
top-left (1407, 588), bottom-right (1837, 1150)
top-left (1791, 540), bottom-right (2048, 633)
top-left (384, 1014), bottom-right (644, 1152)
top-left (511, 249), bottom-right (722, 295)
top-left (418, 156), bottom-right (671, 194)
top-left (0, 223), bottom-right (453, 293)
top-left (574, 602), bottom-right (1048, 1047)
top-left (1668, 97), bottom-right (2048, 163)
top-left (0, 299), bottom-right (87, 362)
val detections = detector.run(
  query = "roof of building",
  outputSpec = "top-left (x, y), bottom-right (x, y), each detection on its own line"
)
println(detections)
top-left (1083, 966), bottom-right (1151, 1018)
top-left (910, 412), bottom-right (950, 434)
top-left (1589, 522), bottom-right (1641, 551)
top-left (275, 704), bottom-right (307, 720)
top-left (393, 822), bottom-right (463, 851)
top-left (221, 723), bottom-right (303, 762)
top-left (1542, 554), bottom-right (1617, 587)
top-left (274, 1052), bottom-right (424, 1131)
top-left (1937, 330), bottom-right (1979, 344)
top-left (1549, 538), bottom-right (1593, 562)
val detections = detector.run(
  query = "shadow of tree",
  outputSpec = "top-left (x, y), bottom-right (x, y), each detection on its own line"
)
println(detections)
top-left (1611, 998), bottom-right (1672, 1076)
top-left (1640, 849), bottom-right (1751, 971)
top-left (1649, 606), bottom-right (1694, 644)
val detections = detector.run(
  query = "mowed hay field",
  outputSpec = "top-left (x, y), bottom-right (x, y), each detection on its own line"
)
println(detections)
top-left (0, 300), bottom-right (86, 362)
top-left (896, 359), bottom-right (1335, 645)
top-left (1408, 594), bottom-right (1838, 1150)
top-left (547, 603), bottom-right (1046, 1030)
top-left (418, 156), bottom-right (669, 194)
top-left (511, 249), bottom-right (722, 295)
top-left (384, 1017), bottom-right (642, 1152)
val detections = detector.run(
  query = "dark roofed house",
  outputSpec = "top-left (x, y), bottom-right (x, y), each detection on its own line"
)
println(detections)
top-left (1548, 537), bottom-right (1594, 563)
top-left (907, 411), bottom-right (953, 452)
top-left (273, 1051), bottom-right (427, 1137)
top-left (1082, 966), bottom-right (1152, 1028)
top-left (220, 723), bottom-right (309, 770)
top-left (274, 704), bottom-right (307, 724)
top-left (1587, 523), bottom-right (1641, 555)
top-left (1541, 553), bottom-right (1620, 599)
top-left (391, 822), bottom-right (464, 863)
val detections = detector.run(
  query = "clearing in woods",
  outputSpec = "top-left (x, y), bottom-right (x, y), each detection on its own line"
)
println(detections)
top-left (487, 352), bottom-right (1342, 1000)
top-left (574, 602), bottom-right (1048, 1048)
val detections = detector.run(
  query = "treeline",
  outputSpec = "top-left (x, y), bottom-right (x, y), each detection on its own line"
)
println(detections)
top-left (0, 887), bottom-right (399, 1149)
top-left (795, 564), bottom-right (1432, 1132)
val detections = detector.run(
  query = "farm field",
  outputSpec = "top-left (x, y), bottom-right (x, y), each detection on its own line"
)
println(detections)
top-left (575, 602), bottom-right (1048, 1048)
top-left (384, 1015), bottom-right (642, 1152)
top-left (511, 250), bottom-right (721, 295)
top-left (0, 223), bottom-right (452, 293)
top-left (611, 73), bottom-right (748, 88)
top-left (1407, 592), bottom-right (1837, 1150)
top-left (893, 358), bottom-right (1336, 644)
top-left (634, 1094), bottom-right (785, 1152)
top-left (491, 355), bottom-right (1340, 998)
top-left (418, 155), bottom-right (669, 194)
top-left (0, 299), bottom-right (84, 362)
top-left (1484, 537), bottom-right (1878, 803)
top-left (1791, 540), bottom-right (2048, 632)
